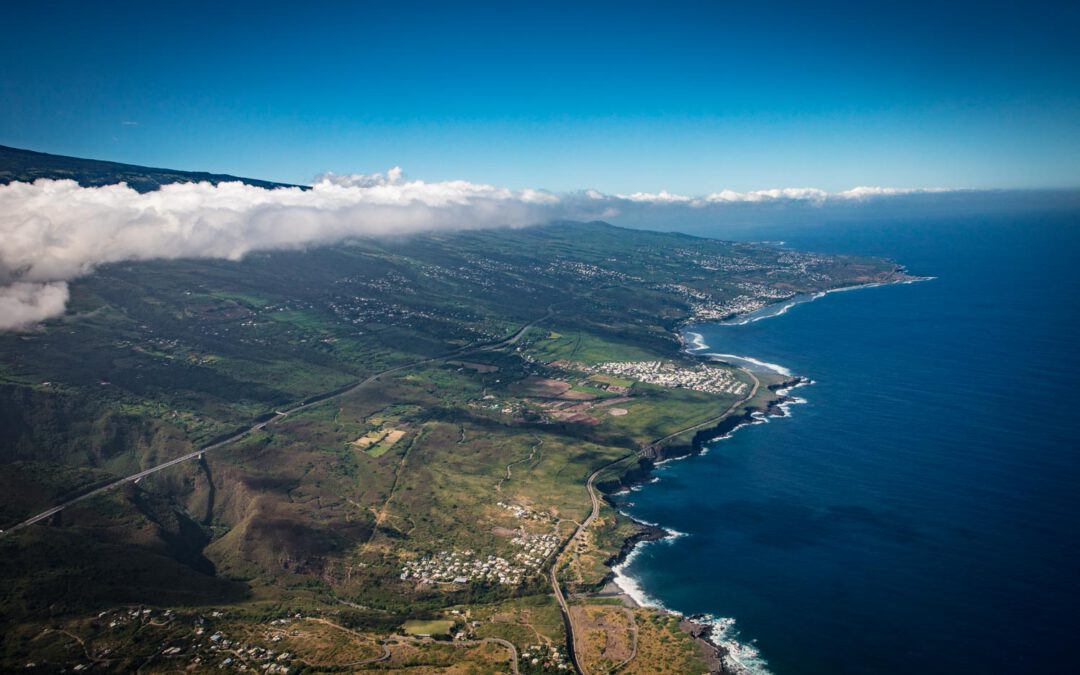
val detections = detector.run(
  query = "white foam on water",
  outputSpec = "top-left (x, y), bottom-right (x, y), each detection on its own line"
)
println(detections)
top-left (704, 353), bottom-right (793, 377)
top-left (627, 476), bottom-right (662, 489)
top-left (622, 514), bottom-right (661, 528)
top-left (697, 615), bottom-right (774, 675)
top-left (611, 539), bottom-right (669, 610)
top-left (655, 451), bottom-right (697, 466)
top-left (710, 277), bottom-right (932, 329)
top-left (655, 279), bottom-right (937, 673)
top-left (659, 527), bottom-right (688, 541)
top-left (686, 331), bottom-right (709, 351)
top-left (721, 297), bottom-right (805, 326)
top-left (653, 284), bottom-right (933, 673)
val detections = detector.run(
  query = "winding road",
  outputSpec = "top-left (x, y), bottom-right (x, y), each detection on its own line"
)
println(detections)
top-left (549, 453), bottom-right (635, 675)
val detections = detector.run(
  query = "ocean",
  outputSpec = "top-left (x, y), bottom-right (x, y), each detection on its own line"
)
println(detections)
top-left (612, 212), bottom-right (1080, 674)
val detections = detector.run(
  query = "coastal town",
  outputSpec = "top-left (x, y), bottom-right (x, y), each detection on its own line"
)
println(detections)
top-left (586, 360), bottom-right (750, 396)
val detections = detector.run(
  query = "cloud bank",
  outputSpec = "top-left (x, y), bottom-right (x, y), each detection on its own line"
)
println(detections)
top-left (613, 185), bottom-right (951, 205)
top-left (0, 170), bottom-right (952, 329)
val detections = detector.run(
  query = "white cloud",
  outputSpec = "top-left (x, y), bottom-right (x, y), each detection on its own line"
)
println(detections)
top-left (703, 187), bottom-right (829, 203)
top-left (0, 282), bottom-right (70, 330)
top-left (314, 166), bottom-right (404, 188)
top-left (835, 186), bottom-right (952, 200)
top-left (0, 173), bottom-right (956, 330)
top-left (616, 190), bottom-right (695, 204)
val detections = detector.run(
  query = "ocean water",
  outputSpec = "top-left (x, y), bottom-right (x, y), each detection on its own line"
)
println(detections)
top-left (613, 213), bottom-right (1080, 674)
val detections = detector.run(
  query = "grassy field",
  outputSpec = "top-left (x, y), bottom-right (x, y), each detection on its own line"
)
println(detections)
top-left (402, 619), bottom-right (456, 636)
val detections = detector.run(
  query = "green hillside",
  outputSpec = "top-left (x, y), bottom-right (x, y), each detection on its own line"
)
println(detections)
top-left (0, 144), bottom-right (303, 192)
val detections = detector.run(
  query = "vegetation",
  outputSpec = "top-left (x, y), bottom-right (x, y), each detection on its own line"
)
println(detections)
top-left (0, 144), bottom-right (301, 192)
top-left (0, 155), bottom-right (912, 672)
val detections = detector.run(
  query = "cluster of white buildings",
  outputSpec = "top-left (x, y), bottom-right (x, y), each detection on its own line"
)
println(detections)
top-left (774, 251), bottom-right (836, 282)
top-left (672, 249), bottom-right (773, 273)
top-left (659, 246), bottom-right (846, 321)
top-left (689, 294), bottom-right (772, 321)
top-left (103, 606), bottom-right (171, 629)
top-left (587, 361), bottom-right (748, 396)
top-left (545, 260), bottom-right (629, 282)
top-left (655, 281), bottom-right (793, 322)
top-left (401, 549), bottom-right (528, 586)
top-left (93, 607), bottom-right (297, 672)
top-left (735, 281), bottom-right (798, 300)
top-left (497, 501), bottom-right (552, 523)
top-left (511, 532), bottom-right (560, 569)
top-left (522, 643), bottom-right (570, 670)
top-left (401, 532), bottom-right (560, 586)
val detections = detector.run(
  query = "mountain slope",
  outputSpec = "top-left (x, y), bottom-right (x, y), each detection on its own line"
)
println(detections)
top-left (0, 144), bottom-right (303, 192)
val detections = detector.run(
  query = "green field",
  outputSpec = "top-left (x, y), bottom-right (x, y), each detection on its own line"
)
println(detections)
top-left (402, 619), bottom-right (456, 636)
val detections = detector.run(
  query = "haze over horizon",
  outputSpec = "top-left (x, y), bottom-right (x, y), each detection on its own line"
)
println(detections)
top-left (3, 0), bottom-right (1079, 193)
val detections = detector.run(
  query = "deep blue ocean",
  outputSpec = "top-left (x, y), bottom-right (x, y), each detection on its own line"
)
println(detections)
top-left (614, 213), bottom-right (1080, 674)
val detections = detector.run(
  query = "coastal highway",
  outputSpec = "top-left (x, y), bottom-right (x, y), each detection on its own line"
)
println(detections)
top-left (647, 366), bottom-right (760, 450)
top-left (551, 365), bottom-right (762, 674)
top-left (550, 452), bottom-right (636, 675)
top-left (0, 303), bottom-right (563, 538)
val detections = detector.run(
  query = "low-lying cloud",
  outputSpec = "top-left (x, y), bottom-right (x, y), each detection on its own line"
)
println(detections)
top-left (614, 185), bottom-right (950, 205)
top-left (0, 169), bottom-right (953, 330)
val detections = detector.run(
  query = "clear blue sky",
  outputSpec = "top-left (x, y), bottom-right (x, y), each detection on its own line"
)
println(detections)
top-left (2, 0), bottom-right (1078, 192)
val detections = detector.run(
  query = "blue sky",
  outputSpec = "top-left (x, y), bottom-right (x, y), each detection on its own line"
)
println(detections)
top-left (2, 1), bottom-right (1078, 192)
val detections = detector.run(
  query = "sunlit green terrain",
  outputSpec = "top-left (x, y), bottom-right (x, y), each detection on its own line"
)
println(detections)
top-left (0, 149), bottom-right (911, 672)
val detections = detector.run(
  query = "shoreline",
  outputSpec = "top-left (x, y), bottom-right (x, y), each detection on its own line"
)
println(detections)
top-left (594, 363), bottom-right (802, 674)
top-left (690, 273), bottom-right (934, 329)
top-left (593, 275), bottom-right (929, 673)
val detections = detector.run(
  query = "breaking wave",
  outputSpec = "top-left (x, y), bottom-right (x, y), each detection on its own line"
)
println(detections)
top-left (703, 352), bottom-right (793, 377)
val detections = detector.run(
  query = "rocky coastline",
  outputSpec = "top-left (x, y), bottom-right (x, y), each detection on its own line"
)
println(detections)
top-left (589, 274), bottom-right (928, 672)
top-left (594, 377), bottom-right (803, 673)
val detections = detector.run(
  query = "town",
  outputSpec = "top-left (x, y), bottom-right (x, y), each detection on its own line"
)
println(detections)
top-left (585, 360), bottom-right (749, 396)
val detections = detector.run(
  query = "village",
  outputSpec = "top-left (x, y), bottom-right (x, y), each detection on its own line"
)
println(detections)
top-left (50, 607), bottom-right (299, 673)
top-left (585, 360), bottom-right (749, 396)
top-left (688, 293), bottom-right (774, 321)
top-left (400, 531), bottom-right (560, 586)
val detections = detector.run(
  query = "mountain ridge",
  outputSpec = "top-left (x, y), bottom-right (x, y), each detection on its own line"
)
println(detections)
top-left (0, 144), bottom-right (304, 192)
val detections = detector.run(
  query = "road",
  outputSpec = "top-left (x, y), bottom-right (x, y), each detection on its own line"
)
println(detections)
top-left (0, 304), bottom-right (561, 538)
top-left (646, 366), bottom-right (760, 449)
top-left (551, 366), bottom-right (761, 674)
top-left (497, 435), bottom-right (542, 492)
top-left (299, 617), bottom-right (391, 667)
top-left (401, 635), bottom-right (519, 674)
top-left (550, 453), bottom-right (636, 675)
top-left (6, 293), bottom-right (764, 674)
